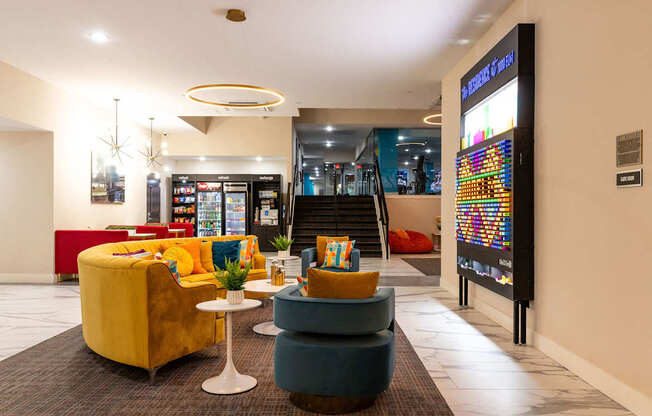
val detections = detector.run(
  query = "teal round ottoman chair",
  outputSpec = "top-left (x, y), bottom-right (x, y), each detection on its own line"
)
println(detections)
top-left (273, 286), bottom-right (395, 414)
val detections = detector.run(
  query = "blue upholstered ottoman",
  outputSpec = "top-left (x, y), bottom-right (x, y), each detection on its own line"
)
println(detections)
top-left (273, 287), bottom-right (395, 413)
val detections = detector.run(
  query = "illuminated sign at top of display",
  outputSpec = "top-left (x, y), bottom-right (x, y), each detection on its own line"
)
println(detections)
top-left (461, 50), bottom-right (515, 102)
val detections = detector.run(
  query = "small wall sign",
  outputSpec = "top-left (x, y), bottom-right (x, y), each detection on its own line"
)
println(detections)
top-left (616, 169), bottom-right (642, 187)
top-left (616, 130), bottom-right (642, 167)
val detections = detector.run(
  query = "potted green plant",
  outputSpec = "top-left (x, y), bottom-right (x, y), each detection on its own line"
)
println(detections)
top-left (270, 234), bottom-right (294, 259)
top-left (214, 258), bottom-right (251, 305)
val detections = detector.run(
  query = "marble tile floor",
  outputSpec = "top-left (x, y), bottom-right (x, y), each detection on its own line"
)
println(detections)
top-left (0, 255), bottom-right (632, 415)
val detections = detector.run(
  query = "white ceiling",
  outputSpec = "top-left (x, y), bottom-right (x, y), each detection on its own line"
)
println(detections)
top-left (0, 0), bottom-right (512, 131)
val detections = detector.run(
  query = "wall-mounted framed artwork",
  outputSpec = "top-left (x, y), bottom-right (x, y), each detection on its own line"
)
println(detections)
top-left (91, 150), bottom-right (125, 204)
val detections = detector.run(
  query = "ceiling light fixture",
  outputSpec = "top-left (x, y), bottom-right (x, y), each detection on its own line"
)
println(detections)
top-left (456, 39), bottom-right (471, 45)
top-left (398, 135), bottom-right (404, 141)
top-left (425, 148), bottom-right (432, 153)
top-left (325, 141), bottom-right (333, 147)
top-left (199, 156), bottom-right (206, 161)
top-left (423, 113), bottom-right (442, 125)
top-left (255, 156), bottom-right (263, 162)
top-left (325, 125), bottom-right (334, 132)
top-left (226, 9), bottom-right (246, 22)
top-left (185, 84), bottom-right (285, 108)
top-left (164, 166), bottom-right (170, 172)
top-left (97, 98), bottom-right (131, 164)
top-left (302, 162), bottom-right (307, 167)
top-left (161, 141), bottom-right (168, 148)
top-left (90, 31), bottom-right (109, 44)
top-left (139, 117), bottom-right (163, 169)
top-left (404, 161), bottom-right (409, 165)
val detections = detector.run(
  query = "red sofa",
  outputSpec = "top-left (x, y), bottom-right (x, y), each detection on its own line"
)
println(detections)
top-left (389, 230), bottom-right (434, 254)
top-left (135, 225), bottom-right (169, 239)
top-left (54, 230), bottom-right (129, 275)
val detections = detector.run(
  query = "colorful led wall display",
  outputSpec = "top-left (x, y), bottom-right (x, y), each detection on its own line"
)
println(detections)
top-left (461, 78), bottom-right (517, 149)
top-left (456, 139), bottom-right (512, 251)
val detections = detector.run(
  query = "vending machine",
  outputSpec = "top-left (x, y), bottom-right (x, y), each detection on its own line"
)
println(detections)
top-left (224, 183), bottom-right (248, 235)
top-left (171, 175), bottom-right (196, 233)
top-left (196, 182), bottom-right (222, 237)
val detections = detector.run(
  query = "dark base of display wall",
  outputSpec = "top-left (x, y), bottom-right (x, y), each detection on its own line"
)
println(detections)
top-left (458, 275), bottom-right (529, 345)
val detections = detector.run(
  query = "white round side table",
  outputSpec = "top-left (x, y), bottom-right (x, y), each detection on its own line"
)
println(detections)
top-left (244, 278), bottom-right (296, 336)
top-left (196, 299), bottom-right (261, 395)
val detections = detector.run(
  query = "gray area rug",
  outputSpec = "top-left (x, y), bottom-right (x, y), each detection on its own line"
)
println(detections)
top-left (0, 305), bottom-right (453, 415)
top-left (402, 258), bottom-right (442, 276)
top-left (379, 275), bottom-right (440, 287)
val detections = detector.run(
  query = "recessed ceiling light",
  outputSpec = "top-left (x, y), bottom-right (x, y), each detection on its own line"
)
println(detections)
top-left (413, 156), bottom-right (419, 160)
top-left (351, 162), bottom-right (355, 166)
top-left (398, 135), bottom-right (404, 141)
top-left (199, 156), bottom-right (206, 161)
top-left (325, 141), bottom-right (332, 147)
top-left (405, 149), bottom-right (409, 152)
top-left (425, 148), bottom-right (432, 153)
top-left (325, 125), bottom-right (334, 132)
top-left (90, 31), bottom-right (109, 44)
top-left (255, 156), bottom-right (263, 162)
top-left (456, 39), bottom-right (471, 45)
top-left (302, 162), bottom-right (307, 167)
top-left (404, 161), bottom-right (409, 165)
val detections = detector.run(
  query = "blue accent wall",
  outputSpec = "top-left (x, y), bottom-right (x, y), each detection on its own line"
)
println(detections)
top-left (377, 129), bottom-right (399, 193)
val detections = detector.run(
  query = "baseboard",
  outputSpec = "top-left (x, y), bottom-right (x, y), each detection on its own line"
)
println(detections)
top-left (0, 273), bottom-right (56, 284)
top-left (533, 332), bottom-right (650, 416)
top-left (439, 280), bottom-right (649, 416)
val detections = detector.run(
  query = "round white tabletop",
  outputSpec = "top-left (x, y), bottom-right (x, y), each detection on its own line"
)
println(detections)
top-left (244, 279), bottom-right (295, 336)
top-left (268, 255), bottom-right (300, 262)
top-left (196, 298), bottom-right (261, 395)
top-left (244, 279), bottom-right (295, 293)
top-left (197, 298), bottom-right (261, 312)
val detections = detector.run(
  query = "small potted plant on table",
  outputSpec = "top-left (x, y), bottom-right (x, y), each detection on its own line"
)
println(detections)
top-left (270, 234), bottom-right (294, 259)
top-left (214, 258), bottom-right (251, 305)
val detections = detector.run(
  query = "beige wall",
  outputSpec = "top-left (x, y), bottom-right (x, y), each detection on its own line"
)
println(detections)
top-left (0, 131), bottom-right (53, 280)
top-left (441, 1), bottom-right (652, 414)
top-left (295, 108), bottom-right (437, 127)
top-left (386, 195), bottom-right (440, 237)
top-left (0, 61), bottom-right (154, 281)
top-left (165, 117), bottom-right (293, 180)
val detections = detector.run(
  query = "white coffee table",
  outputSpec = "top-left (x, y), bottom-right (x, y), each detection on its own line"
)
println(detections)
top-left (244, 278), bottom-right (296, 336)
top-left (196, 299), bottom-right (261, 395)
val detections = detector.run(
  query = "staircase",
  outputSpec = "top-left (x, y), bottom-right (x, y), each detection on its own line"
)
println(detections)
top-left (291, 195), bottom-right (383, 257)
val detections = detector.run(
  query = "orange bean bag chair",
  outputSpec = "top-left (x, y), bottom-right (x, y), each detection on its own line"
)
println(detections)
top-left (389, 229), bottom-right (434, 254)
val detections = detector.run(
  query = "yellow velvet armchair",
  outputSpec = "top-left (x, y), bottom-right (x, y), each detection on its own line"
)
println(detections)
top-left (77, 235), bottom-right (267, 381)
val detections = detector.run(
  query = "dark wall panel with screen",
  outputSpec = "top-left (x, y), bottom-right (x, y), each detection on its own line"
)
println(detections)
top-left (456, 24), bottom-right (534, 344)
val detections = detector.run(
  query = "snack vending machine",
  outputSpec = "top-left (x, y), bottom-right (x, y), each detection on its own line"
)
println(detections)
top-left (171, 175), bottom-right (196, 234)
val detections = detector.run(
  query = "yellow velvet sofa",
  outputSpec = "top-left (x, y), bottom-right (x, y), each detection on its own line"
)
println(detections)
top-left (77, 235), bottom-right (267, 380)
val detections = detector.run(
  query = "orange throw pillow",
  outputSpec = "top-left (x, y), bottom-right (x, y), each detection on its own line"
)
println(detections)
top-left (200, 241), bottom-right (215, 272)
top-left (394, 229), bottom-right (410, 240)
top-left (306, 268), bottom-right (379, 299)
top-left (161, 240), bottom-right (206, 274)
top-left (316, 236), bottom-right (348, 266)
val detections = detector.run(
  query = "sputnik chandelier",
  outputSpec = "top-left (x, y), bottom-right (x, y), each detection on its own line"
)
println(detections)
top-left (98, 98), bottom-right (132, 163)
top-left (139, 117), bottom-right (163, 169)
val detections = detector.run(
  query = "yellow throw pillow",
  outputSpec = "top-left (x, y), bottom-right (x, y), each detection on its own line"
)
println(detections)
top-left (316, 236), bottom-right (348, 266)
top-left (162, 247), bottom-right (193, 277)
top-left (306, 268), bottom-right (378, 299)
top-left (200, 241), bottom-right (215, 272)
top-left (161, 240), bottom-right (206, 274)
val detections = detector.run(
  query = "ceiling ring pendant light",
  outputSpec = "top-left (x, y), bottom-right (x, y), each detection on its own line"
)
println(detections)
top-left (184, 84), bottom-right (285, 108)
top-left (423, 113), bottom-right (442, 125)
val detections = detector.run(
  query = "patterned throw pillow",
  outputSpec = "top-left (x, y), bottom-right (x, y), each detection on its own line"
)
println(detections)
top-left (161, 259), bottom-right (180, 283)
top-left (162, 246), bottom-right (194, 277)
top-left (297, 276), bottom-right (308, 296)
top-left (239, 237), bottom-right (257, 268)
top-left (322, 240), bottom-right (355, 269)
